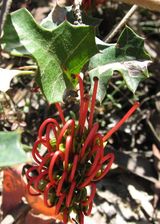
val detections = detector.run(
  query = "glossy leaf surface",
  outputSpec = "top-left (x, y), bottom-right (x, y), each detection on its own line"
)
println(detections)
top-left (89, 26), bottom-right (151, 102)
top-left (2, 8), bottom-right (98, 103)
top-left (0, 132), bottom-right (28, 167)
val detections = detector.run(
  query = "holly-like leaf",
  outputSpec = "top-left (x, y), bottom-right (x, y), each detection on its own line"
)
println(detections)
top-left (1, 4), bottom-right (67, 55)
top-left (2, 8), bottom-right (98, 103)
top-left (89, 26), bottom-right (151, 102)
top-left (1, 14), bottom-right (30, 56)
top-left (0, 132), bottom-right (28, 167)
top-left (41, 6), bottom-right (102, 30)
top-left (41, 3), bottom-right (67, 30)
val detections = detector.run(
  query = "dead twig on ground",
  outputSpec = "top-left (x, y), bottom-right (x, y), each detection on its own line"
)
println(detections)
top-left (1, 203), bottom-right (31, 224)
top-left (104, 4), bottom-right (138, 43)
top-left (0, 0), bottom-right (12, 38)
top-left (117, 0), bottom-right (160, 12)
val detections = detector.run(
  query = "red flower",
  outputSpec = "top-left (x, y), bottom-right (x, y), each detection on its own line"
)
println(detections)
top-left (26, 75), bottom-right (139, 224)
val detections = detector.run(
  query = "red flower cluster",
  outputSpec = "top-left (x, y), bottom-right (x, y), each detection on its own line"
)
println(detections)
top-left (26, 75), bottom-right (139, 224)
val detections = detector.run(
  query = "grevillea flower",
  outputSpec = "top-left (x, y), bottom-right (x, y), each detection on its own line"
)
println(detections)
top-left (26, 75), bottom-right (139, 224)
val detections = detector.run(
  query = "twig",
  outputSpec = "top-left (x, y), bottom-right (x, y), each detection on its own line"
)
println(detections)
top-left (1, 203), bottom-right (31, 224)
top-left (118, 0), bottom-right (160, 12)
top-left (0, 0), bottom-right (12, 37)
top-left (104, 4), bottom-right (138, 43)
top-left (17, 65), bottom-right (37, 70)
top-left (72, 0), bottom-right (83, 24)
top-left (146, 119), bottom-right (160, 149)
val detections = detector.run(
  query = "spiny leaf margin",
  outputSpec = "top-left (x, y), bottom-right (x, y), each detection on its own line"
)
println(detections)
top-left (89, 26), bottom-right (151, 102)
top-left (1, 8), bottom-right (98, 103)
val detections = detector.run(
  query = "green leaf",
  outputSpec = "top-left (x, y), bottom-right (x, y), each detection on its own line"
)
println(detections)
top-left (40, 4), bottom-right (67, 30)
top-left (40, 5), bottom-right (102, 30)
top-left (1, 14), bottom-right (30, 56)
top-left (89, 26), bottom-right (151, 102)
top-left (2, 8), bottom-right (98, 103)
top-left (95, 37), bottom-right (113, 50)
top-left (41, 5), bottom-right (102, 30)
top-left (0, 132), bottom-right (28, 167)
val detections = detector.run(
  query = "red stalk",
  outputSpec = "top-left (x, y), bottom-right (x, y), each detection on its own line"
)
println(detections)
top-left (34, 170), bottom-right (48, 192)
top-left (38, 118), bottom-right (60, 140)
top-left (80, 123), bottom-right (99, 158)
top-left (88, 144), bottom-right (103, 158)
top-left (83, 200), bottom-right (93, 216)
top-left (77, 74), bottom-right (89, 134)
top-left (56, 171), bottom-right (67, 196)
top-left (82, 0), bottom-right (92, 10)
top-left (48, 151), bottom-right (64, 184)
top-left (46, 123), bottom-right (58, 142)
top-left (103, 102), bottom-right (140, 142)
top-left (63, 209), bottom-right (69, 224)
top-left (88, 77), bottom-right (98, 129)
top-left (27, 179), bottom-right (41, 196)
top-left (44, 182), bottom-right (55, 207)
top-left (64, 136), bottom-right (72, 170)
top-left (32, 139), bottom-right (46, 164)
top-left (79, 211), bottom-right (84, 224)
top-left (78, 95), bottom-right (90, 134)
top-left (55, 194), bottom-right (65, 215)
top-left (56, 119), bottom-right (75, 150)
top-left (86, 146), bottom-right (102, 176)
top-left (69, 154), bottom-right (79, 182)
top-left (93, 153), bottom-right (115, 181)
top-left (81, 183), bottom-right (96, 206)
top-left (26, 166), bottom-right (39, 181)
top-left (38, 152), bottom-right (54, 173)
top-left (66, 180), bottom-right (76, 207)
top-left (55, 102), bottom-right (66, 125)
top-left (93, 133), bottom-right (103, 148)
top-left (78, 163), bottom-right (101, 188)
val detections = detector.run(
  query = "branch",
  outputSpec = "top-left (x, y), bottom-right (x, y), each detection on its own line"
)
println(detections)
top-left (116, 0), bottom-right (160, 12)
top-left (1, 203), bottom-right (31, 224)
top-left (0, 0), bottom-right (12, 37)
top-left (104, 4), bottom-right (138, 43)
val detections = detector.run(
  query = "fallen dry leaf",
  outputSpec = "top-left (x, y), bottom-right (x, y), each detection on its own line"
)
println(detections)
top-left (0, 68), bottom-right (21, 92)
top-left (152, 144), bottom-right (160, 179)
top-left (128, 184), bottom-right (154, 217)
top-left (2, 167), bottom-right (63, 223)
top-left (152, 144), bottom-right (160, 216)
